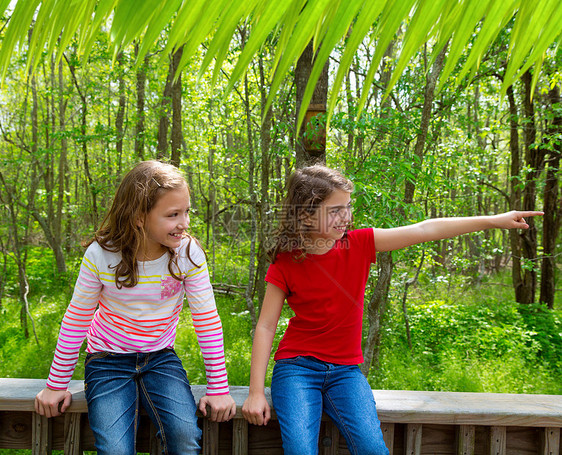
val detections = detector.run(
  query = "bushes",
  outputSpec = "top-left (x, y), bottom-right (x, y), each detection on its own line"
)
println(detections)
top-left (369, 275), bottom-right (562, 394)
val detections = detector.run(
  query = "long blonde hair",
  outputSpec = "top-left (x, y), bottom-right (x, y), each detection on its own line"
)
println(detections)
top-left (268, 165), bottom-right (354, 262)
top-left (86, 160), bottom-right (199, 288)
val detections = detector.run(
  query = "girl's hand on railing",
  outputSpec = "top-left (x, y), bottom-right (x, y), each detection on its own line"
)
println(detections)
top-left (242, 391), bottom-right (271, 426)
top-left (35, 387), bottom-right (72, 418)
top-left (198, 393), bottom-right (237, 422)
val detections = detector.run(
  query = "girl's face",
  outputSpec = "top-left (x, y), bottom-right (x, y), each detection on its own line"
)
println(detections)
top-left (139, 185), bottom-right (190, 260)
top-left (306, 189), bottom-right (352, 253)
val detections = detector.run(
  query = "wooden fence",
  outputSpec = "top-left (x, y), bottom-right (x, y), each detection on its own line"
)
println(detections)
top-left (1, 378), bottom-right (561, 454)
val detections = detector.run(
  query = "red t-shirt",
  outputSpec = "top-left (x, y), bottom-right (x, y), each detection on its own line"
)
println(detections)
top-left (266, 228), bottom-right (376, 365)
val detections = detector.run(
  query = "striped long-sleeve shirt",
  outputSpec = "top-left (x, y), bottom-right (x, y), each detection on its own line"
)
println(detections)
top-left (46, 237), bottom-right (229, 395)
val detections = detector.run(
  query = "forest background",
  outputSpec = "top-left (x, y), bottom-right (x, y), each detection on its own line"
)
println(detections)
top-left (0, 2), bottom-right (561, 397)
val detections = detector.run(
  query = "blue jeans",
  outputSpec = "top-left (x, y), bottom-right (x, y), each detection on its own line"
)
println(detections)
top-left (271, 356), bottom-right (389, 455)
top-left (84, 348), bottom-right (201, 455)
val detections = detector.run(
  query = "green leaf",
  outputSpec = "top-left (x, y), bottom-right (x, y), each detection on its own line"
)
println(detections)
top-left (226, 0), bottom-right (297, 95)
top-left (326, 0), bottom-right (387, 127)
top-left (437, 0), bottom-right (492, 89)
top-left (385, 0), bottom-right (450, 100)
top-left (502, 0), bottom-right (562, 92)
top-left (137, 0), bottom-right (184, 64)
top-left (295, 0), bottom-right (364, 131)
top-left (356, 0), bottom-right (416, 117)
top-left (0, 0), bottom-right (41, 83)
top-left (198, 0), bottom-right (258, 85)
top-left (454, 0), bottom-right (519, 85)
top-left (79, 0), bottom-right (120, 59)
top-left (174, 0), bottom-right (235, 79)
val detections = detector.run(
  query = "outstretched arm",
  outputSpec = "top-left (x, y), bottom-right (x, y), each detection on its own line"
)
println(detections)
top-left (242, 283), bottom-right (285, 426)
top-left (373, 210), bottom-right (544, 252)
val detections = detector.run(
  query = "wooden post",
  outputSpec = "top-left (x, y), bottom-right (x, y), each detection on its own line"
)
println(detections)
top-left (202, 420), bottom-right (219, 455)
top-left (381, 422), bottom-right (395, 454)
top-left (540, 427), bottom-right (560, 455)
top-left (32, 413), bottom-right (51, 455)
top-left (63, 413), bottom-right (81, 455)
top-left (488, 426), bottom-right (506, 455)
top-left (456, 425), bottom-right (475, 455)
top-left (406, 423), bottom-right (423, 455)
top-left (232, 419), bottom-right (248, 455)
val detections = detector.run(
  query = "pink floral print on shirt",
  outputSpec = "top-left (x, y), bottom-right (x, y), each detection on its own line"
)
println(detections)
top-left (161, 276), bottom-right (182, 299)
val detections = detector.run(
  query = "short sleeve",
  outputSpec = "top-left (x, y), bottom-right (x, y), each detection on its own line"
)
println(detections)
top-left (265, 260), bottom-right (289, 295)
top-left (348, 228), bottom-right (376, 264)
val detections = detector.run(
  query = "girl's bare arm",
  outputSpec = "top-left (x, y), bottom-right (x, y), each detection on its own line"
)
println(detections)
top-left (242, 283), bottom-right (285, 426)
top-left (373, 210), bottom-right (543, 252)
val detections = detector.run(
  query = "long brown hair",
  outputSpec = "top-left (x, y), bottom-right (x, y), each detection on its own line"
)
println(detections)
top-left (268, 165), bottom-right (354, 262)
top-left (86, 160), bottom-right (198, 288)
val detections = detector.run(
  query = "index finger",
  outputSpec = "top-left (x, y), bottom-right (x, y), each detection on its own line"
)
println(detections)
top-left (518, 211), bottom-right (544, 217)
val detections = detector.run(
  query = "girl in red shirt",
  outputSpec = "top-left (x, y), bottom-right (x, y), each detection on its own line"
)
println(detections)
top-left (242, 164), bottom-right (542, 455)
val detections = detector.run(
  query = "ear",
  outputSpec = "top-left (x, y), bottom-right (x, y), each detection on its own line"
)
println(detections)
top-left (136, 215), bottom-right (144, 228)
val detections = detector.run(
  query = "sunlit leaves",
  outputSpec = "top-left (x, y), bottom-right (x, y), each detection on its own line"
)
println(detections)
top-left (1, 0), bottom-right (561, 125)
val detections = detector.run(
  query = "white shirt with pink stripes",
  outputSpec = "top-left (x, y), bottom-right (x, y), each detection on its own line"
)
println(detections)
top-left (46, 237), bottom-right (229, 396)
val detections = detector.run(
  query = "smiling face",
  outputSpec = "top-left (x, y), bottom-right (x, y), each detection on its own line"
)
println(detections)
top-left (306, 189), bottom-right (352, 254)
top-left (139, 185), bottom-right (191, 260)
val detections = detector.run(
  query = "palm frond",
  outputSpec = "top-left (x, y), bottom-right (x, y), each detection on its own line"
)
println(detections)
top-left (1, 0), bottom-right (561, 122)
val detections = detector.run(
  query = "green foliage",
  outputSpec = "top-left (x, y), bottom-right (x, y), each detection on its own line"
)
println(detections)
top-left (369, 272), bottom-right (562, 394)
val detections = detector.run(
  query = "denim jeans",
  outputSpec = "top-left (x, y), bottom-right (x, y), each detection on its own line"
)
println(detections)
top-left (271, 356), bottom-right (389, 455)
top-left (84, 348), bottom-right (201, 455)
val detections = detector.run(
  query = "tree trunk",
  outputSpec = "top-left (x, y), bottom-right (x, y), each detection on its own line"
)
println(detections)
top-left (295, 41), bottom-right (329, 168)
top-left (65, 53), bottom-right (98, 226)
top-left (539, 85), bottom-right (561, 309)
top-left (256, 56), bottom-right (273, 307)
top-left (361, 252), bottom-right (393, 375)
top-left (115, 51), bottom-right (126, 171)
top-left (170, 46), bottom-right (184, 167)
top-left (134, 43), bottom-right (149, 160)
top-left (519, 70), bottom-right (544, 304)
top-left (243, 73), bottom-right (258, 330)
top-left (403, 44), bottom-right (447, 205)
top-left (506, 84), bottom-right (525, 301)
top-left (362, 44), bottom-right (447, 377)
top-left (157, 53), bottom-right (174, 159)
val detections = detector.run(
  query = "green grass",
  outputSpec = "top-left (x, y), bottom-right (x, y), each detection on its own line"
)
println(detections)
top-left (368, 270), bottom-right (562, 394)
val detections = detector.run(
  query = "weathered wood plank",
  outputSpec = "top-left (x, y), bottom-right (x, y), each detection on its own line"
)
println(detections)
top-left (202, 419), bottom-right (219, 455)
top-left (373, 389), bottom-right (562, 427)
top-left (63, 413), bottom-right (81, 455)
top-left (381, 422), bottom-right (395, 453)
top-left (422, 424), bottom-right (456, 454)
top-left (32, 413), bottom-right (51, 455)
top-left (457, 424), bottom-right (475, 455)
top-left (2, 380), bottom-right (562, 428)
top-left (232, 418), bottom-right (248, 455)
top-left (405, 423), bottom-right (422, 455)
top-left (488, 426), bottom-right (506, 455)
top-left (0, 410), bottom-right (31, 449)
top-left (540, 427), bottom-right (560, 455)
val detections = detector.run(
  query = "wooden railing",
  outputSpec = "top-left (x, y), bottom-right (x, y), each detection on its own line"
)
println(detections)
top-left (1, 378), bottom-right (561, 454)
